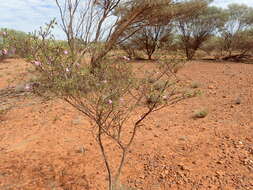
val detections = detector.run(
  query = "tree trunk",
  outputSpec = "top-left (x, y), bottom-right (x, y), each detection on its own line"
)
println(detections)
top-left (97, 128), bottom-right (113, 190)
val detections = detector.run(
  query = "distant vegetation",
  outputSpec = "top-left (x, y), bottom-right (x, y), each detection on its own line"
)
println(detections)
top-left (1, 2), bottom-right (253, 62)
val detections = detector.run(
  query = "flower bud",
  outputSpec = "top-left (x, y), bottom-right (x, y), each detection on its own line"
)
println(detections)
top-left (2, 49), bottom-right (8, 55)
top-left (25, 84), bottom-right (31, 90)
top-left (34, 61), bottom-right (41, 66)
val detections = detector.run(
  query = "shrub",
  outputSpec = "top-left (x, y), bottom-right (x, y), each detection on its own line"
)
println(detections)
top-left (200, 36), bottom-right (222, 57)
top-left (191, 82), bottom-right (201, 89)
top-left (194, 109), bottom-right (208, 118)
top-left (26, 1), bottom-right (205, 189)
top-left (28, 23), bottom-right (194, 189)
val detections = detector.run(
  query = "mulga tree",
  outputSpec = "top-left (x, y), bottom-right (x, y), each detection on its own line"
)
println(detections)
top-left (220, 3), bottom-right (253, 59)
top-left (118, 0), bottom-right (209, 60)
top-left (55, 0), bottom-right (176, 69)
top-left (176, 4), bottom-right (226, 60)
top-left (221, 29), bottom-right (253, 61)
top-left (121, 24), bottom-right (172, 60)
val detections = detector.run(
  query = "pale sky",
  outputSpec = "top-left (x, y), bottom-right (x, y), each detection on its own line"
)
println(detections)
top-left (0, 0), bottom-right (253, 39)
top-left (212, 0), bottom-right (253, 7)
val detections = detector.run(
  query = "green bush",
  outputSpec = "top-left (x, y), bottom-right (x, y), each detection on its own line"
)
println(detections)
top-left (191, 82), bottom-right (201, 89)
top-left (194, 109), bottom-right (208, 118)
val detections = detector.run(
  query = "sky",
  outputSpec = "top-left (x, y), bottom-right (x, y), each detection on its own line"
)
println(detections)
top-left (211, 0), bottom-right (253, 7)
top-left (0, 0), bottom-right (253, 39)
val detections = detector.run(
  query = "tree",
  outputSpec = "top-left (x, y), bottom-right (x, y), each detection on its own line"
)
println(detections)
top-left (177, 5), bottom-right (226, 60)
top-left (118, 0), bottom-right (209, 60)
top-left (221, 29), bottom-right (253, 61)
top-left (121, 24), bottom-right (172, 60)
top-left (219, 4), bottom-right (253, 60)
top-left (54, 0), bottom-right (176, 69)
top-left (55, 0), bottom-right (209, 65)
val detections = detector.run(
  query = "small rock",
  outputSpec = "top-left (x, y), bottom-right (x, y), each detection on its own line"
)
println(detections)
top-left (76, 146), bottom-right (86, 154)
top-left (139, 175), bottom-right (145, 179)
top-left (216, 160), bottom-right (223, 164)
top-left (179, 164), bottom-right (190, 171)
top-left (216, 171), bottom-right (224, 176)
top-left (235, 97), bottom-right (241, 104)
top-left (179, 136), bottom-right (188, 141)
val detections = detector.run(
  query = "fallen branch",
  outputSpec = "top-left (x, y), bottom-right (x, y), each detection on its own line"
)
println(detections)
top-left (221, 53), bottom-right (251, 62)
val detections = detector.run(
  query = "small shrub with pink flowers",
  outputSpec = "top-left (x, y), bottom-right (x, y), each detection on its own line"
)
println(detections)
top-left (0, 29), bottom-right (33, 60)
top-left (26, 22), bottom-right (198, 189)
top-left (0, 26), bottom-right (67, 61)
top-left (0, 30), bottom-right (8, 60)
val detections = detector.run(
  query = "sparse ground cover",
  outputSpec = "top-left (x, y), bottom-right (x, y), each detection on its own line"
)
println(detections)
top-left (0, 58), bottom-right (252, 190)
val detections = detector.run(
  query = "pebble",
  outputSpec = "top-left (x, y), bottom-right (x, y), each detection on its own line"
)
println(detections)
top-left (235, 97), bottom-right (241, 104)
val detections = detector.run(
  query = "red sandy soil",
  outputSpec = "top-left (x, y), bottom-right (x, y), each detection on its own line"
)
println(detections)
top-left (0, 58), bottom-right (252, 190)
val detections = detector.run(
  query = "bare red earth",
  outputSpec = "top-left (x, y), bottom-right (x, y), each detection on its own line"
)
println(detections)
top-left (0, 59), bottom-right (252, 190)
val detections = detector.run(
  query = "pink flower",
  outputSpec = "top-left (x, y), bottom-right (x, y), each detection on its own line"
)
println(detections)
top-left (34, 61), bottom-right (41, 66)
top-left (63, 50), bottom-right (68, 55)
top-left (108, 99), bottom-right (113, 104)
top-left (25, 84), bottom-right (31, 91)
top-left (2, 49), bottom-right (8, 55)
top-left (123, 56), bottom-right (130, 61)
top-left (163, 95), bottom-right (168, 100)
top-left (102, 80), bottom-right (107, 84)
top-left (120, 98), bottom-right (124, 102)
top-left (2, 32), bottom-right (7, 36)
